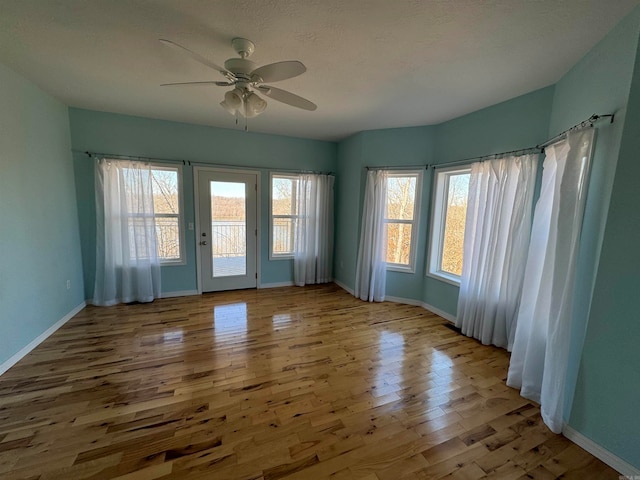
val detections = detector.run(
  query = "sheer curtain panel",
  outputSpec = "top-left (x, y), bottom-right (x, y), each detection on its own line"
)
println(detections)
top-left (294, 174), bottom-right (335, 286)
top-left (93, 158), bottom-right (161, 306)
top-left (507, 128), bottom-right (596, 434)
top-left (355, 170), bottom-right (388, 302)
top-left (456, 154), bottom-right (538, 349)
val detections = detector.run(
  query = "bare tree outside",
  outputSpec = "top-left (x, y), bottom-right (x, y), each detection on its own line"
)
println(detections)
top-left (441, 173), bottom-right (470, 275)
top-left (271, 176), bottom-right (298, 255)
top-left (385, 176), bottom-right (416, 265)
top-left (209, 182), bottom-right (246, 261)
top-left (151, 169), bottom-right (181, 261)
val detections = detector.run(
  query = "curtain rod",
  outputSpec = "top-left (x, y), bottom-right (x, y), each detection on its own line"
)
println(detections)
top-left (366, 165), bottom-right (427, 171)
top-left (428, 147), bottom-right (542, 170)
top-left (80, 150), bottom-right (186, 165)
top-left (427, 113), bottom-right (614, 170)
top-left (536, 113), bottom-right (613, 149)
top-left (79, 150), bottom-right (334, 175)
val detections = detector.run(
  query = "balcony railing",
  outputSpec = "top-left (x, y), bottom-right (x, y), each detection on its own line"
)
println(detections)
top-left (212, 221), bottom-right (245, 257)
top-left (211, 222), bottom-right (246, 277)
top-left (272, 218), bottom-right (294, 255)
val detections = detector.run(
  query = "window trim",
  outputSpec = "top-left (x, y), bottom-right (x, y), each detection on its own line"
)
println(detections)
top-left (426, 165), bottom-right (471, 285)
top-left (269, 172), bottom-right (299, 260)
top-left (150, 163), bottom-right (186, 266)
top-left (385, 169), bottom-right (423, 274)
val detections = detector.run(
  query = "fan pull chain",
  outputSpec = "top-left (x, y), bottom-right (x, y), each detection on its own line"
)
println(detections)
top-left (244, 100), bottom-right (249, 132)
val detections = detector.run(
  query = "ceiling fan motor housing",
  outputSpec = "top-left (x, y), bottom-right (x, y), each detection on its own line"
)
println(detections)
top-left (231, 37), bottom-right (255, 58)
top-left (224, 58), bottom-right (256, 76)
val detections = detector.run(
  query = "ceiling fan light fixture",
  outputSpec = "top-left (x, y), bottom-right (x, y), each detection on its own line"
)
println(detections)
top-left (220, 100), bottom-right (236, 115)
top-left (245, 92), bottom-right (267, 117)
top-left (161, 37), bottom-right (316, 121)
top-left (220, 89), bottom-right (243, 115)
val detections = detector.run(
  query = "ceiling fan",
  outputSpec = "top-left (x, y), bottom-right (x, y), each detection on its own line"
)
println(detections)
top-left (160, 37), bottom-right (317, 119)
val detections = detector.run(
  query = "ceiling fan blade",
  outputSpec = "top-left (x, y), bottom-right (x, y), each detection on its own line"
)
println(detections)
top-left (257, 86), bottom-right (317, 111)
top-left (159, 39), bottom-right (233, 79)
top-left (251, 61), bottom-right (306, 83)
top-left (160, 81), bottom-right (233, 87)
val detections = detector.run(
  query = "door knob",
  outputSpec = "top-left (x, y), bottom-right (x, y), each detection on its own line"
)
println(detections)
top-left (200, 240), bottom-right (207, 246)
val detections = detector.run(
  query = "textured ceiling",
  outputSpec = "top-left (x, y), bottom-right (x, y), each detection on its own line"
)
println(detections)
top-left (0, 1), bottom-right (638, 141)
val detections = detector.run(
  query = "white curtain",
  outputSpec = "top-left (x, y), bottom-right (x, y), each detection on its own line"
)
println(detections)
top-left (355, 170), bottom-right (388, 302)
top-left (93, 158), bottom-right (161, 306)
top-left (507, 128), bottom-right (596, 434)
top-left (294, 174), bottom-right (335, 286)
top-left (456, 154), bottom-right (538, 349)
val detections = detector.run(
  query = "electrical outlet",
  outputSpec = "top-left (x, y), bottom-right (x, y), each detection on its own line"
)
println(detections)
top-left (66, 280), bottom-right (71, 290)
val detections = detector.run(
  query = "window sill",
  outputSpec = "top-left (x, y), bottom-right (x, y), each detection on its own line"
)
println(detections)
top-left (426, 271), bottom-right (461, 286)
top-left (161, 260), bottom-right (186, 267)
top-left (387, 265), bottom-right (415, 274)
top-left (269, 254), bottom-right (294, 261)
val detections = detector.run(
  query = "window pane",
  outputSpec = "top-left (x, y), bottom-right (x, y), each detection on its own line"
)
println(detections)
top-left (441, 173), bottom-right (470, 276)
top-left (151, 169), bottom-right (179, 214)
top-left (272, 177), bottom-right (295, 215)
top-left (211, 182), bottom-right (245, 222)
top-left (273, 217), bottom-right (294, 255)
top-left (127, 216), bottom-right (154, 260)
top-left (210, 182), bottom-right (246, 277)
top-left (271, 176), bottom-right (298, 257)
top-left (386, 222), bottom-right (412, 265)
top-left (150, 168), bottom-right (181, 262)
top-left (155, 216), bottom-right (181, 260)
top-left (386, 176), bottom-right (416, 220)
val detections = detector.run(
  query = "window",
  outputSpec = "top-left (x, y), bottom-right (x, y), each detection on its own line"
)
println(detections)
top-left (427, 166), bottom-right (470, 284)
top-left (149, 165), bottom-right (184, 264)
top-left (385, 171), bottom-right (423, 271)
top-left (270, 174), bottom-right (299, 258)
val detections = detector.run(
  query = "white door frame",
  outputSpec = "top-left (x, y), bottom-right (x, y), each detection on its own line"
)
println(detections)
top-left (193, 166), bottom-right (261, 294)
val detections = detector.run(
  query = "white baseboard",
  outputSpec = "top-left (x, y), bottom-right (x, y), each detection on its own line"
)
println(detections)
top-left (563, 425), bottom-right (639, 475)
top-left (87, 290), bottom-right (200, 304)
top-left (385, 295), bottom-right (422, 306)
top-left (0, 301), bottom-right (86, 376)
top-left (160, 290), bottom-right (199, 298)
top-left (333, 279), bottom-right (354, 295)
top-left (333, 283), bottom-right (457, 323)
top-left (384, 294), bottom-right (457, 323)
top-left (419, 301), bottom-right (457, 323)
top-left (258, 281), bottom-right (294, 289)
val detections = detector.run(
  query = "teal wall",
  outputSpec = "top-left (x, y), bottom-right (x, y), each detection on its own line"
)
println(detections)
top-left (360, 127), bottom-right (435, 300)
top-left (0, 63), bottom-right (84, 366)
top-left (434, 87), bottom-right (555, 163)
top-left (423, 86), bottom-right (555, 314)
top-left (333, 126), bottom-right (437, 298)
top-left (334, 133), bottom-right (363, 289)
top-left (333, 87), bottom-right (554, 312)
top-left (565, 9), bottom-right (640, 469)
top-left (69, 108), bottom-right (336, 297)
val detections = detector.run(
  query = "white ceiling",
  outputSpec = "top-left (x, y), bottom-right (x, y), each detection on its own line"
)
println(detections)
top-left (0, 1), bottom-right (638, 141)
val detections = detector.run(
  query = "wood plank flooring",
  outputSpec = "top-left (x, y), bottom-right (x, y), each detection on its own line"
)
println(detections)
top-left (0, 284), bottom-right (618, 479)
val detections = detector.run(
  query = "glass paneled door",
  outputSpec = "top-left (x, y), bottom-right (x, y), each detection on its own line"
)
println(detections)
top-left (197, 170), bottom-right (258, 292)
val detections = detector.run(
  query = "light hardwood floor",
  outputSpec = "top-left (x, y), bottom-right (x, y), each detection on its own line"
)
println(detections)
top-left (0, 284), bottom-right (618, 479)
